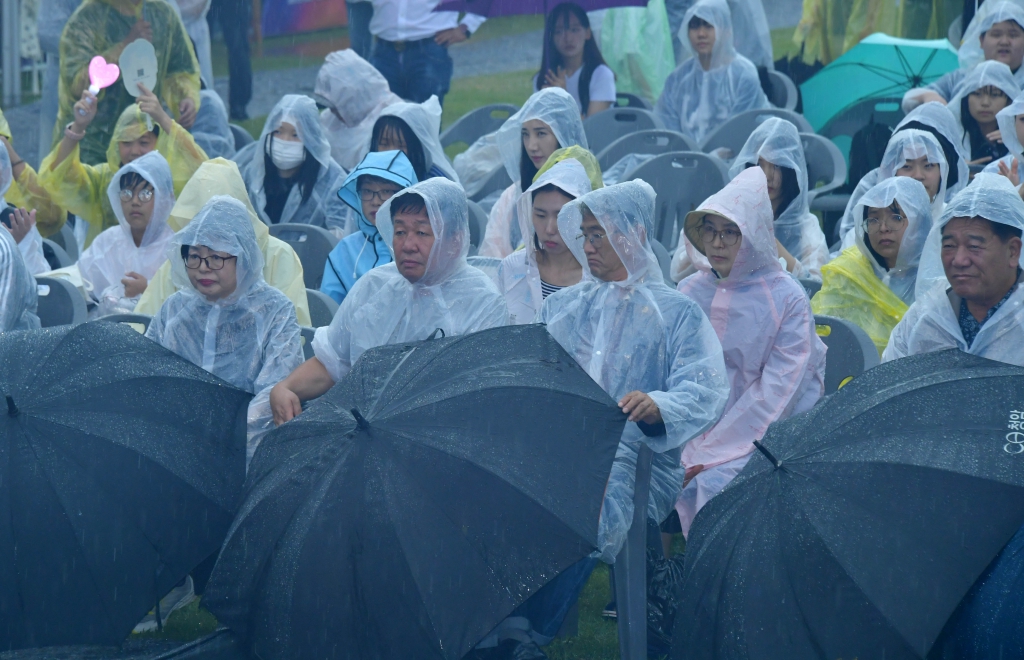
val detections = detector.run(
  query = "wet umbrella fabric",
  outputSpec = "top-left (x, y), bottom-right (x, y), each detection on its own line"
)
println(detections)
top-left (204, 324), bottom-right (624, 660)
top-left (0, 323), bottom-right (251, 650)
top-left (672, 349), bottom-right (1024, 660)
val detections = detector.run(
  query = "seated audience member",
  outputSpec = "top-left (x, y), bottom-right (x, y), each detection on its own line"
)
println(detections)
top-left (78, 152), bottom-right (175, 315)
top-left (988, 91), bottom-right (1024, 188)
top-left (884, 173), bottom-right (1024, 364)
top-left (481, 87), bottom-right (588, 259)
top-left (190, 89), bottom-right (236, 160)
top-left (0, 106), bottom-right (66, 240)
top-left (499, 147), bottom-right (601, 324)
top-left (671, 117), bottom-right (828, 282)
top-left (0, 226), bottom-right (39, 331)
top-left (370, 96), bottom-right (459, 182)
top-left (233, 95), bottom-right (348, 232)
top-left (894, 102), bottom-right (970, 202)
top-left (535, 2), bottom-right (616, 118)
top-left (838, 129), bottom-right (948, 248)
top-left (813, 177), bottom-right (934, 354)
top-left (134, 158), bottom-right (311, 326)
top-left (904, 2), bottom-right (1024, 110)
top-left (315, 49), bottom-right (402, 171)
top-left (654, 0), bottom-right (769, 146)
top-left (40, 86), bottom-right (207, 248)
top-left (947, 61), bottom-right (1019, 165)
top-left (0, 142), bottom-right (47, 275)
top-left (269, 178), bottom-right (508, 423)
top-left (675, 167), bottom-right (825, 537)
top-left (146, 195), bottom-right (303, 462)
top-left (320, 150), bottom-right (417, 305)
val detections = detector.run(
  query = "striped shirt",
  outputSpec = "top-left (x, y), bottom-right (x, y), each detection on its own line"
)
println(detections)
top-left (540, 280), bottom-right (564, 299)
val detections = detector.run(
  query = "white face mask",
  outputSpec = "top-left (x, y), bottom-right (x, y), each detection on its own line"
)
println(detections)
top-left (270, 138), bottom-right (306, 170)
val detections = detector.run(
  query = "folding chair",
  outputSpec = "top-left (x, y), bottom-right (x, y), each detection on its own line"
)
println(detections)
top-left (700, 108), bottom-right (813, 156)
top-left (268, 223), bottom-right (339, 289)
top-left (814, 314), bottom-right (880, 394)
top-left (597, 130), bottom-right (700, 172)
top-left (35, 276), bottom-right (87, 327)
top-left (583, 108), bottom-right (664, 156)
top-left (306, 288), bottom-right (339, 328)
top-left (440, 104), bottom-right (519, 150)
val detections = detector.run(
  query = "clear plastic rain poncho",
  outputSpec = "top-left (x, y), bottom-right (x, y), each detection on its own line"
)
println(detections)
top-left (813, 177), bottom-right (934, 355)
top-left (78, 151), bottom-right (176, 314)
top-left (538, 180), bottom-right (729, 561)
top-left (0, 105), bottom-right (67, 239)
top-left (378, 95), bottom-right (459, 182)
top-left (895, 102), bottom-right (970, 201)
top-left (480, 88), bottom-right (588, 258)
top-left (315, 49), bottom-right (402, 172)
top-left (985, 92), bottom-right (1024, 175)
top-left (133, 157), bottom-right (312, 326)
top-left (958, 1), bottom-right (1024, 77)
top-left (0, 141), bottom-right (47, 275)
top-left (838, 129), bottom-right (948, 249)
top-left (169, 0), bottom-right (213, 87)
top-left (0, 220), bottom-right (39, 331)
top-left (497, 157), bottom-right (594, 325)
top-left (675, 167), bottom-right (825, 535)
top-left (190, 89), bottom-right (235, 159)
top-left (312, 178), bottom-right (508, 383)
top-left (233, 95), bottom-right (348, 231)
top-left (653, 0), bottom-right (769, 145)
top-left (145, 196), bottom-right (304, 462)
top-left (885, 173), bottom-right (1024, 365)
top-left (947, 60), bottom-right (1022, 160)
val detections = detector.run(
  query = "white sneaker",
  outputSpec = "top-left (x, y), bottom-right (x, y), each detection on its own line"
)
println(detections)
top-left (132, 575), bottom-right (196, 633)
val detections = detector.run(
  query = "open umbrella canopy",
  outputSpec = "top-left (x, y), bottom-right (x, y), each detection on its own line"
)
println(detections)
top-left (435, 0), bottom-right (647, 17)
top-left (0, 323), bottom-right (251, 650)
top-left (801, 33), bottom-right (959, 131)
top-left (672, 349), bottom-right (1024, 660)
top-left (204, 324), bottom-right (624, 660)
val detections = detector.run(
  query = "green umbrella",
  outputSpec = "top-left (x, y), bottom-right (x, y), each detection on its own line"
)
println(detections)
top-left (800, 33), bottom-right (959, 131)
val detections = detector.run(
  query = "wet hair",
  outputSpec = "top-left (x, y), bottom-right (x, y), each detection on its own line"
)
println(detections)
top-left (749, 161), bottom-right (800, 220)
top-left (959, 90), bottom-right (1010, 162)
top-left (688, 16), bottom-right (713, 31)
top-left (119, 171), bottom-right (152, 191)
top-left (988, 218), bottom-right (1024, 243)
top-left (390, 191), bottom-right (427, 217)
top-left (896, 121), bottom-right (960, 191)
top-left (357, 173), bottom-right (397, 192)
top-left (371, 116), bottom-right (428, 181)
top-left (263, 135), bottom-right (320, 207)
top-left (537, 3), bottom-right (610, 116)
top-left (520, 136), bottom-right (565, 193)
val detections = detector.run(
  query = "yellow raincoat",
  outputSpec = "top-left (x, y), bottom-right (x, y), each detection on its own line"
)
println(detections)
top-left (811, 246), bottom-right (909, 355)
top-left (39, 103), bottom-right (207, 247)
top-left (793, 0), bottom-right (896, 65)
top-left (134, 158), bottom-right (312, 326)
top-left (534, 145), bottom-right (604, 190)
top-left (56, 0), bottom-right (200, 164)
top-left (0, 108), bottom-right (67, 237)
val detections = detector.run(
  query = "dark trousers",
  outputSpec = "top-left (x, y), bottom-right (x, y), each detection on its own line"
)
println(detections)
top-left (345, 1), bottom-right (374, 60)
top-left (208, 0), bottom-right (253, 116)
top-left (370, 37), bottom-right (453, 105)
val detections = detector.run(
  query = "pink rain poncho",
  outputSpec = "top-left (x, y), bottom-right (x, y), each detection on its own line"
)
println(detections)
top-left (674, 167), bottom-right (826, 536)
top-left (539, 180), bottom-right (729, 561)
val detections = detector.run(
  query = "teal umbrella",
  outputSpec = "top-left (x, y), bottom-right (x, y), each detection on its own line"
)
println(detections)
top-left (800, 33), bottom-right (960, 131)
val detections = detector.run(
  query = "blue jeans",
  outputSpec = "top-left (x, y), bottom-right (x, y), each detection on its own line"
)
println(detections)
top-left (345, 1), bottom-right (374, 60)
top-left (370, 37), bottom-right (453, 105)
top-left (512, 557), bottom-right (597, 642)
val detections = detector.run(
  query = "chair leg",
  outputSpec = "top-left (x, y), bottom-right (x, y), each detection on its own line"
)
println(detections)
top-left (614, 445), bottom-right (654, 660)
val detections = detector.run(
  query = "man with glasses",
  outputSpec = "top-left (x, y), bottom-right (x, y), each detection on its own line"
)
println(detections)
top-left (320, 150), bottom-right (417, 305)
top-left (886, 173), bottom-right (1024, 364)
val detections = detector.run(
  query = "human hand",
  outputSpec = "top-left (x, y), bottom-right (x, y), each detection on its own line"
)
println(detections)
top-left (73, 89), bottom-right (98, 129)
top-left (999, 158), bottom-right (1020, 186)
top-left (683, 464), bottom-right (704, 487)
top-left (987, 129), bottom-right (1004, 144)
top-left (968, 156), bottom-right (993, 167)
top-left (618, 390), bottom-right (663, 424)
top-left (543, 67), bottom-right (568, 90)
top-left (126, 18), bottom-right (153, 44)
top-left (136, 83), bottom-right (173, 131)
top-left (434, 26), bottom-right (469, 46)
top-left (121, 271), bottom-right (148, 298)
top-left (177, 97), bottom-right (197, 129)
top-left (914, 91), bottom-right (947, 106)
top-left (6, 208), bottom-right (35, 244)
top-left (270, 382), bottom-right (303, 426)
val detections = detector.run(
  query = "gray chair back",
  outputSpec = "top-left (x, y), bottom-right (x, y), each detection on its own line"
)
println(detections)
top-left (47, 221), bottom-right (80, 262)
top-left (613, 443), bottom-right (654, 660)
top-left (766, 70), bottom-right (799, 111)
top-left (230, 123), bottom-right (255, 149)
top-left (440, 104), bottom-right (518, 150)
top-left (467, 255), bottom-right (501, 285)
top-left (300, 326), bottom-right (316, 360)
top-left (42, 239), bottom-right (73, 270)
top-left (94, 313), bottom-right (153, 331)
top-left (819, 97), bottom-right (904, 145)
top-left (700, 108), bottom-right (813, 154)
top-left (306, 288), bottom-right (339, 327)
top-left (799, 278), bottom-right (822, 298)
top-left (36, 276), bottom-right (87, 327)
top-left (650, 238), bottom-right (674, 286)
top-left (801, 132), bottom-right (848, 202)
top-left (269, 223), bottom-right (339, 289)
top-left (583, 108), bottom-right (663, 156)
top-left (596, 129), bottom-right (700, 171)
top-left (467, 200), bottom-right (489, 251)
top-left (621, 151), bottom-right (729, 251)
top-left (615, 92), bottom-right (652, 110)
top-left (471, 166), bottom-right (513, 203)
top-left (814, 314), bottom-right (880, 394)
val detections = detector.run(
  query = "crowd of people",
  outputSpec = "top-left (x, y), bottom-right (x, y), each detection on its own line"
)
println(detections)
top-left (1, 0), bottom-right (1024, 654)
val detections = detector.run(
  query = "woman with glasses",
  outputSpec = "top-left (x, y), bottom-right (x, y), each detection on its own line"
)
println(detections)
top-left (813, 177), bottom-right (935, 355)
top-left (147, 195), bottom-right (303, 464)
top-left (78, 152), bottom-right (176, 316)
top-left (675, 166), bottom-right (825, 538)
top-left (320, 150), bottom-right (417, 305)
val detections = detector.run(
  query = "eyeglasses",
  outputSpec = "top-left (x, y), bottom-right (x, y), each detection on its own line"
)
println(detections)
top-left (184, 253), bottom-right (237, 270)
top-left (119, 188), bottom-right (154, 202)
top-left (576, 231), bottom-right (606, 247)
top-left (358, 187), bottom-right (401, 203)
top-left (864, 214), bottom-right (906, 234)
top-left (700, 225), bottom-right (742, 246)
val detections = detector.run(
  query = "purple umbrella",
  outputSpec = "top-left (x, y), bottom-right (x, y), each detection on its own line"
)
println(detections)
top-left (435, 0), bottom-right (648, 17)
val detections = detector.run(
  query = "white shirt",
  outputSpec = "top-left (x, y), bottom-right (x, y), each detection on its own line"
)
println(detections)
top-left (369, 0), bottom-right (486, 42)
top-left (531, 64), bottom-right (617, 113)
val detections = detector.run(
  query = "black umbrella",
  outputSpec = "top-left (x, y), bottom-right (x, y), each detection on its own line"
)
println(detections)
top-left (0, 323), bottom-right (250, 650)
top-left (204, 324), bottom-right (624, 660)
top-left (672, 349), bottom-right (1024, 660)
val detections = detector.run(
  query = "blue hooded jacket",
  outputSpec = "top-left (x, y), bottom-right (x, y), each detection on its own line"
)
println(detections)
top-left (320, 150), bottom-right (417, 304)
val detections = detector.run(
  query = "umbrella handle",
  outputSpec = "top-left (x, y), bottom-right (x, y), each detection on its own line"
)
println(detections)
top-left (753, 440), bottom-right (782, 469)
top-left (6, 395), bottom-right (17, 417)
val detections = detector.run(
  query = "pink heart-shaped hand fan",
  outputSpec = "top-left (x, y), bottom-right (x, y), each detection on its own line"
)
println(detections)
top-left (87, 56), bottom-right (120, 94)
